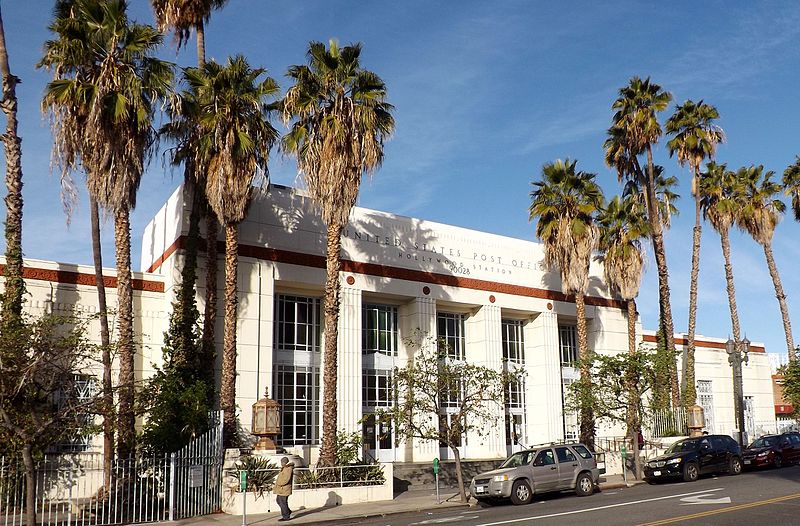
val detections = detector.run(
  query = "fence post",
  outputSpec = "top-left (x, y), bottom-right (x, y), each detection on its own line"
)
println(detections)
top-left (169, 453), bottom-right (176, 522)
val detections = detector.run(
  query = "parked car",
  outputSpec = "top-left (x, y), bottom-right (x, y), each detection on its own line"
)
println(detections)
top-left (469, 443), bottom-right (601, 505)
top-left (742, 432), bottom-right (800, 469)
top-left (643, 434), bottom-right (742, 483)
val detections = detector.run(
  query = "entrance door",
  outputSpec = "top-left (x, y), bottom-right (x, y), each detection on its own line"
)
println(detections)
top-left (362, 413), bottom-right (395, 462)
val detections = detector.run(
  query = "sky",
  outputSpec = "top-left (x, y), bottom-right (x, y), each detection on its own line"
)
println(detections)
top-left (2, 0), bottom-right (800, 364)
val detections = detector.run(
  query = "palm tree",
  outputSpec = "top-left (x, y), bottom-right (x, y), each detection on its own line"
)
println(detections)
top-left (0, 4), bottom-right (24, 321)
top-left (665, 100), bottom-right (724, 407)
top-left (281, 40), bottom-right (395, 467)
top-left (530, 159), bottom-right (604, 448)
top-left (184, 55), bottom-right (278, 445)
top-left (605, 76), bottom-right (680, 409)
top-left (596, 194), bottom-right (648, 476)
top-left (784, 157), bottom-right (800, 223)
top-left (738, 166), bottom-right (794, 358)
top-left (699, 162), bottom-right (745, 351)
top-left (150, 0), bottom-right (229, 382)
top-left (39, 0), bottom-right (173, 459)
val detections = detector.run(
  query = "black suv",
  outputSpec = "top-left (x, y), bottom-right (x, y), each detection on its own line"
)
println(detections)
top-left (644, 434), bottom-right (742, 483)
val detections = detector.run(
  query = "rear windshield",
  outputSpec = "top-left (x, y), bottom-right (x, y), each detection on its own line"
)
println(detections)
top-left (572, 444), bottom-right (593, 459)
top-left (500, 450), bottom-right (534, 468)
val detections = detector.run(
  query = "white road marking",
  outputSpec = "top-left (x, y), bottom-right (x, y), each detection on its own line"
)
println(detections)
top-left (411, 515), bottom-right (481, 524)
top-left (680, 493), bottom-right (731, 505)
top-left (475, 487), bottom-right (725, 525)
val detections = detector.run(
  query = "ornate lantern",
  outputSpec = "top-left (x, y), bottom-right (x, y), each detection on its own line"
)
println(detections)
top-left (251, 389), bottom-right (281, 451)
top-left (686, 404), bottom-right (705, 437)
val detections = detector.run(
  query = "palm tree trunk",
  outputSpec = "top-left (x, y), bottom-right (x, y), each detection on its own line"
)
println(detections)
top-left (90, 197), bottom-right (114, 486)
top-left (196, 22), bottom-right (206, 67)
top-left (318, 222), bottom-right (344, 467)
top-left (0, 7), bottom-right (24, 320)
top-left (114, 209), bottom-right (136, 459)
top-left (220, 223), bottom-right (239, 447)
top-left (645, 145), bottom-right (679, 409)
top-left (762, 241), bottom-right (795, 359)
top-left (683, 185), bottom-right (702, 407)
top-left (720, 228), bottom-right (742, 342)
top-left (202, 212), bottom-right (219, 383)
top-left (575, 292), bottom-right (594, 449)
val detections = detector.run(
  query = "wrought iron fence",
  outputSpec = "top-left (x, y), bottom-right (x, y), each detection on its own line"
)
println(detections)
top-left (645, 407), bottom-right (687, 438)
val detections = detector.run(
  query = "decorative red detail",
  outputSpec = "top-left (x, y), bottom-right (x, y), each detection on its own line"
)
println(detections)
top-left (422, 286), bottom-right (431, 296)
top-left (547, 302), bottom-right (553, 310)
top-left (346, 276), bottom-right (355, 285)
top-left (489, 295), bottom-right (496, 303)
top-left (0, 264), bottom-right (164, 292)
top-left (641, 334), bottom-right (766, 353)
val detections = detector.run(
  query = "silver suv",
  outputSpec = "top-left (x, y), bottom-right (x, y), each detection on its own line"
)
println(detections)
top-left (469, 443), bottom-right (601, 505)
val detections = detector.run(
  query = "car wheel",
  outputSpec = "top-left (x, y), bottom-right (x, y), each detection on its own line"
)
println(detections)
top-left (729, 456), bottom-right (742, 475)
top-left (575, 472), bottom-right (594, 496)
top-left (510, 480), bottom-right (533, 505)
top-left (774, 454), bottom-right (783, 469)
top-left (682, 462), bottom-right (699, 482)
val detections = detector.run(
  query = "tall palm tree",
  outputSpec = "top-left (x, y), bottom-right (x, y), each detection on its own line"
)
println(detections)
top-left (0, 5), bottom-right (24, 321)
top-left (699, 162), bottom-right (745, 353)
top-left (665, 100), bottom-right (724, 408)
top-left (738, 166), bottom-right (794, 358)
top-left (596, 194), bottom-right (648, 476)
top-left (281, 40), bottom-right (395, 467)
top-left (530, 159), bottom-right (604, 448)
top-left (184, 55), bottom-right (278, 445)
top-left (784, 157), bottom-right (800, 224)
top-left (605, 77), bottom-right (681, 409)
top-left (150, 0), bottom-right (229, 381)
top-left (39, 0), bottom-right (173, 459)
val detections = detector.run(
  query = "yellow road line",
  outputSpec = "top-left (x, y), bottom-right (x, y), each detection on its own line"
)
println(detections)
top-left (637, 493), bottom-right (800, 526)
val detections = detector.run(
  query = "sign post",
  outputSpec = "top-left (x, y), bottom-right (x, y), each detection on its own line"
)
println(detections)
top-left (433, 458), bottom-right (440, 504)
top-left (239, 470), bottom-right (247, 526)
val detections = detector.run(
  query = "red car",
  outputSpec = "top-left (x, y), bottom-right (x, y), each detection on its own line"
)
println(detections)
top-left (742, 432), bottom-right (800, 469)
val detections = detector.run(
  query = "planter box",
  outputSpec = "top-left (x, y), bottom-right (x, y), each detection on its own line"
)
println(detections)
top-left (221, 463), bottom-right (394, 515)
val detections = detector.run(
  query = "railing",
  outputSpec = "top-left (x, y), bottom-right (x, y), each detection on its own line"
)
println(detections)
top-left (646, 407), bottom-right (687, 438)
top-left (230, 463), bottom-right (386, 492)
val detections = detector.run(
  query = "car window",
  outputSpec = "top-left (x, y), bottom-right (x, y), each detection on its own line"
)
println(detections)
top-left (711, 437), bottom-right (726, 450)
top-left (750, 436), bottom-right (777, 448)
top-left (533, 449), bottom-right (555, 466)
top-left (789, 434), bottom-right (800, 445)
top-left (555, 447), bottom-right (576, 463)
top-left (500, 450), bottom-right (534, 468)
top-left (667, 439), bottom-right (698, 453)
top-left (572, 444), bottom-right (593, 460)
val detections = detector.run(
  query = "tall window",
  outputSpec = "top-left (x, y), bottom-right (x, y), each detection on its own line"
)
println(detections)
top-left (52, 375), bottom-right (98, 453)
top-left (437, 312), bottom-right (465, 360)
top-left (502, 319), bottom-right (525, 363)
top-left (275, 295), bottom-right (321, 353)
top-left (363, 369), bottom-right (393, 407)
top-left (559, 324), bottom-right (577, 366)
top-left (363, 304), bottom-right (398, 356)
top-left (274, 365), bottom-right (319, 445)
top-left (697, 380), bottom-right (714, 434)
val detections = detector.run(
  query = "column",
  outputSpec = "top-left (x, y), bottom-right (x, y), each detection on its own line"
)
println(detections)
top-left (526, 310), bottom-right (564, 443)
top-left (334, 286), bottom-right (363, 434)
top-left (465, 304), bottom-right (505, 459)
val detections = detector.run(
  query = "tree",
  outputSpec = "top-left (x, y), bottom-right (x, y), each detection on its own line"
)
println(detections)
top-left (665, 100), bottom-right (724, 408)
top-left (737, 166), bottom-right (794, 358)
top-left (38, 0), bottom-right (173, 459)
top-left (280, 40), bottom-right (395, 466)
top-left (150, 0), bottom-right (229, 377)
top-left (529, 159), bottom-right (604, 447)
top-left (384, 334), bottom-right (509, 503)
top-left (779, 351), bottom-right (800, 414)
top-left (0, 312), bottom-right (100, 526)
top-left (185, 56), bottom-right (278, 445)
top-left (699, 162), bottom-right (746, 359)
top-left (0, 4), bottom-right (24, 321)
top-left (605, 77), bottom-right (680, 409)
top-left (784, 157), bottom-right (800, 224)
top-left (596, 194), bottom-right (648, 477)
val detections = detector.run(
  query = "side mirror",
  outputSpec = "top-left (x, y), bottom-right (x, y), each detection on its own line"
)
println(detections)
top-left (701, 443), bottom-right (711, 451)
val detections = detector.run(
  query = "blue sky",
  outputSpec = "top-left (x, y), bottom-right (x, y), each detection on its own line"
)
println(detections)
top-left (3, 1), bottom-right (800, 362)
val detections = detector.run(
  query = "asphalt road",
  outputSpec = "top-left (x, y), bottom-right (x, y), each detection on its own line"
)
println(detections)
top-left (325, 464), bottom-right (800, 526)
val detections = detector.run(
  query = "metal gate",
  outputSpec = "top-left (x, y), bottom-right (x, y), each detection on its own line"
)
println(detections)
top-left (0, 411), bottom-right (223, 526)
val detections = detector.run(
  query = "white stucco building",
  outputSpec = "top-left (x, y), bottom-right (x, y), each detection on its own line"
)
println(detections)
top-left (8, 183), bottom-right (777, 461)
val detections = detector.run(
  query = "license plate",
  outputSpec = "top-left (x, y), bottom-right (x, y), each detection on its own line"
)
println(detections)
top-left (476, 486), bottom-right (486, 494)
top-left (653, 470), bottom-right (661, 476)
top-left (744, 460), bottom-right (751, 464)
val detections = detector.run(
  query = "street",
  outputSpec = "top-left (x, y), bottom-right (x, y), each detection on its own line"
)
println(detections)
top-left (317, 465), bottom-right (800, 526)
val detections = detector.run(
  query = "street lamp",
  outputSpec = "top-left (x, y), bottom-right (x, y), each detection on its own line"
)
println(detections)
top-left (725, 337), bottom-right (750, 447)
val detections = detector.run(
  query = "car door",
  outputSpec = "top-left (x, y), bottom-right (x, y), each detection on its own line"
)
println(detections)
top-left (697, 437), bottom-right (717, 473)
top-left (787, 433), bottom-right (800, 462)
top-left (554, 446), bottom-right (580, 489)
top-left (530, 448), bottom-right (559, 493)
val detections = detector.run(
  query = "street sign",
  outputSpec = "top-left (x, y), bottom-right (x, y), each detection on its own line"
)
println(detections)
top-left (239, 470), bottom-right (247, 492)
top-left (433, 457), bottom-right (440, 475)
top-left (189, 466), bottom-right (204, 488)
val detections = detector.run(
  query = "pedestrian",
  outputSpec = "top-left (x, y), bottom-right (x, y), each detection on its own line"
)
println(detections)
top-left (275, 457), bottom-right (295, 521)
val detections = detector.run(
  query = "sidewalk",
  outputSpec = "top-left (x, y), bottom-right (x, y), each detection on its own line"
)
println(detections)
top-left (169, 475), bottom-right (643, 526)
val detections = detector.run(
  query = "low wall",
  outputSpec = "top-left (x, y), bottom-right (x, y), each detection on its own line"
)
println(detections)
top-left (221, 463), bottom-right (394, 515)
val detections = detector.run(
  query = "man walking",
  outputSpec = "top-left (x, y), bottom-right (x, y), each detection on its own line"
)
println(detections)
top-left (275, 457), bottom-right (295, 521)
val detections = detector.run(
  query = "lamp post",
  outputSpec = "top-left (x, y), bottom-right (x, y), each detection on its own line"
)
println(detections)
top-left (251, 389), bottom-right (281, 452)
top-left (725, 337), bottom-right (750, 447)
